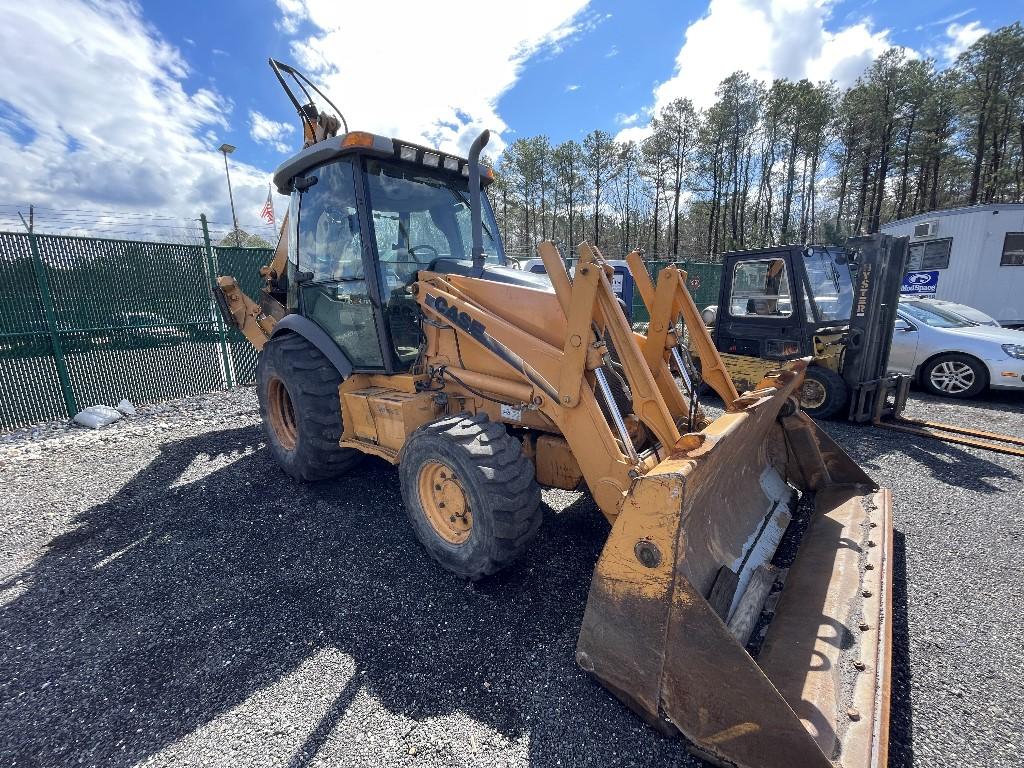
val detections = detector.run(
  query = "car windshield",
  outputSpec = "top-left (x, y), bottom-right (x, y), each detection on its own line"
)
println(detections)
top-left (364, 159), bottom-right (503, 268)
top-left (900, 301), bottom-right (972, 328)
top-left (803, 247), bottom-right (854, 322)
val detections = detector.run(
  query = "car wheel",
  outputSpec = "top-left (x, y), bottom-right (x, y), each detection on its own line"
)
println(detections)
top-left (920, 353), bottom-right (987, 398)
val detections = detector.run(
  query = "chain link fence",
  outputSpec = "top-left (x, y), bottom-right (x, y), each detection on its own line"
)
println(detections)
top-left (0, 226), bottom-right (271, 430)
top-left (0, 227), bottom-right (723, 431)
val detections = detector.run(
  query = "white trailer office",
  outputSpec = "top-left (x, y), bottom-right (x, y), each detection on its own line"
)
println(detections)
top-left (881, 203), bottom-right (1024, 327)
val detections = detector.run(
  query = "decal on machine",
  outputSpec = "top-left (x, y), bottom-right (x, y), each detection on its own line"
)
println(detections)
top-left (500, 404), bottom-right (523, 421)
top-left (425, 294), bottom-right (487, 342)
top-left (855, 263), bottom-right (872, 317)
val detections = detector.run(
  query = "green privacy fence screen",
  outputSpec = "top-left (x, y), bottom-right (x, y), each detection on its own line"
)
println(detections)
top-left (628, 259), bottom-right (722, 323)
top-left (563, 255), bottom-right (723, 324)
top-left (0, 228), bottom-right (722, 431)
top-left (0, 227), bottom-right (271, 431)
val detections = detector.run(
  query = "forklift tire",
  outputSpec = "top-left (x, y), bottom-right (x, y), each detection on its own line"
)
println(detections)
top-left (799, 366), bottom-right (849, 420)
top-left (400, 413), bottom-right (543, 580)
top-left (256, 333), bottom-right (361, 481)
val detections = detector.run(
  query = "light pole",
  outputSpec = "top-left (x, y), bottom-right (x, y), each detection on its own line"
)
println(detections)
top-left (219, 143), bottom-right (241, 247)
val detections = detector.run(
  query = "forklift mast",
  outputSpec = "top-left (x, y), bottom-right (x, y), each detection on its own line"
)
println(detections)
top-left (841, 235), bottom-right (911, 421)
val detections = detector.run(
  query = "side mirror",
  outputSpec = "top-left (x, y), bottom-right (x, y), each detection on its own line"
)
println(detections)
top-left (894, 319), bottom-right (914, 332)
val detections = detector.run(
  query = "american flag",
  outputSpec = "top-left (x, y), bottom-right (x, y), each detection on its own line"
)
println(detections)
top-left (259, 186), bottom-right (275, 226)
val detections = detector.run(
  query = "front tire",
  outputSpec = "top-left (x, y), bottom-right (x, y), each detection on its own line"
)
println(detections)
top-left (920, 353), bottom-right (987, 398)
top-left (256, 333), bottom-right (361, 481)
top-left (399, 413), bottom-right (543, 580)
top-left (799, 366), bottom-right (849, 420)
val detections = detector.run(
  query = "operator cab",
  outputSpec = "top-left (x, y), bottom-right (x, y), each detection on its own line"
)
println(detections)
top-left (275, 132), bottom-right (513, 374)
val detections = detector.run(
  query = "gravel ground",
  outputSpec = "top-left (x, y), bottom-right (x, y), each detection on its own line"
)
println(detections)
top-left (0, 385), bottom-right (1021, 767)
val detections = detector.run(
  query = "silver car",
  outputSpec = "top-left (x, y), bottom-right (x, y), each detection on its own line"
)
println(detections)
top-left (889, 299), bottom-right (1024, 398)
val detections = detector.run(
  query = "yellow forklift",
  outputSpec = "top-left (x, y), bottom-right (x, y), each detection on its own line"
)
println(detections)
top-left (699, 236), bottom-right (1024, 455)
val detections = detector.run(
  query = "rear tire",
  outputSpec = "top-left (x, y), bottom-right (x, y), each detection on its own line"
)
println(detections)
top-left (920, 353), bottom-right (987, 399)
top-left (256, 333), bottom-right (361, 481)
top-left (399, 413), bottom-right (543, 580)
top-left (799, 366), bottom-right (849, 420)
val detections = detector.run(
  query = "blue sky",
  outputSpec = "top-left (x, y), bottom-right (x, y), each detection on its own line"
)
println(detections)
top-left (0, 0), bottom-right (1015, 237)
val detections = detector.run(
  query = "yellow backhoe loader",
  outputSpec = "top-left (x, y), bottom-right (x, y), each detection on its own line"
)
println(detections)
top-left (212, 59), bottom-right (894, 767)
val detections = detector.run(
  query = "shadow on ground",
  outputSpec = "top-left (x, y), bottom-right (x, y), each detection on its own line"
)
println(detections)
top-left (888, 531), bottom-right (913, 768)
top-left (0, 425), bottom-right (693, 767)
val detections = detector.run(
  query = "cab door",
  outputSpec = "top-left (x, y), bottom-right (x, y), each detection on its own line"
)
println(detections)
top-left (290, 158), bottom-right (386, 370)
top-left (714, 248), bottom-right (811, 360)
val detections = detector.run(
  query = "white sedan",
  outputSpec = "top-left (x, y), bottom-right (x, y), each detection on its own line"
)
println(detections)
top-left (889, 299), bottom-right (1024, 398)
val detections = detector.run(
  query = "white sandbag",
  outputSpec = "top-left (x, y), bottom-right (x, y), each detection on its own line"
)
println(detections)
top-left (116, 399), bottom-right (136, 416)
top-left (73, 405), bottom-right (123, 429)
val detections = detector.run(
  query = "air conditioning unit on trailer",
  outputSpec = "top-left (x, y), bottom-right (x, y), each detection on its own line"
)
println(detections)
top-left (913, 220), bottom-right (937, 238)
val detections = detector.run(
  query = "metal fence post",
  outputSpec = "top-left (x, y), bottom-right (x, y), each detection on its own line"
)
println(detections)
top-left (201, 214), bottom-right (235, 389)
top-left (21, 215), bottom-right (78, 417)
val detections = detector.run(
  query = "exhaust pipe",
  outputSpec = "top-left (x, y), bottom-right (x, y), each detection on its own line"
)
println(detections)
top-left (467, 129), bottom-right (490, 276)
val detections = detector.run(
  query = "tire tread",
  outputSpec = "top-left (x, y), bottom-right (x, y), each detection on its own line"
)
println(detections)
top-left (400, 412), bottom-right (543, 579)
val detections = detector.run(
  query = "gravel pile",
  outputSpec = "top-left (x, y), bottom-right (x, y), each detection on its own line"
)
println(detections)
top-left (0, 385), bottom-right (1021, 767)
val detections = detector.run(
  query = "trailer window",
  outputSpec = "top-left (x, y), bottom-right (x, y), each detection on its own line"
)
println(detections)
top-left (906, 238), bottom-right (951, 270)
top-left (1000, 233), bottom-right (1024, 266)
top-left (729, 259), bottom-right (792, 318)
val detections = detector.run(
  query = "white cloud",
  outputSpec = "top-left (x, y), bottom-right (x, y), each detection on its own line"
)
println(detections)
top-left (277, 0), bottom-right (592, 157)
top-left (615, 111), bottom-right (640, 126)
top-left (941, 20), bottom-right (988, 63)
top-left (275, 0), bottom-right (307, 33)
top-left (0, 1), bottom-right (278, 236)
top-left (605, 45), bottom-right (619, 58)
top-left (647, 0), bottom-right (903, 114)
top-left (566, 83), bottom-right (582, 92)
top-left (914, 8), bottom-right (974, 31)
top-left (249, 111), bottom-right (295, 153)
top-left (614, 124), bottom-right (654, 144)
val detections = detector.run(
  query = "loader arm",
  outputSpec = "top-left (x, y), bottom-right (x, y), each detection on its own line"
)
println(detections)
top-left (625, 250), bottom-right (740, 407)
top-left (416, 270), bottom-right (637, 519)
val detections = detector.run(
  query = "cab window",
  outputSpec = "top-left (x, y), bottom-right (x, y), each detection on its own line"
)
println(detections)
top-left (293, 159), bottom-right (383, 369)
top-left (364, 159), bottom-right (503, 368)
top-left (729, 258), bottom-right (792, 318)
top-left (296, 160), bottom-right (363, 282)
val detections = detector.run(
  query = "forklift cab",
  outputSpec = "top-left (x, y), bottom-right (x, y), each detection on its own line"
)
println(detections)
top-left (711, 236), bottom-right (908, 422)
top-left (714, 245), bottom-right (855, 362)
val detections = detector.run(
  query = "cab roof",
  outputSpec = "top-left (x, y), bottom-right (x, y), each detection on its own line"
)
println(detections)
top-left (272, 131), bottom-right (494, 195)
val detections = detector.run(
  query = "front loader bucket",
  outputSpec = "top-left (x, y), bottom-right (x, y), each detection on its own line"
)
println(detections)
top-left (577, 364), bottom-right (892, 768)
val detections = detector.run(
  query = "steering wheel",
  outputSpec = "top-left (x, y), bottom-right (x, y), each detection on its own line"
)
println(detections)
top-left (408, 244), bottom-right (439, 264)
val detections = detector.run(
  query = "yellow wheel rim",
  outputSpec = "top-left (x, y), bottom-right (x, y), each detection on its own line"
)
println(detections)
top-left (800, 378), bottom-right (828, 410)
top-left (418, 461), bottom-right (472, 544)
top-left (267, 376), bottom-right (298, 450)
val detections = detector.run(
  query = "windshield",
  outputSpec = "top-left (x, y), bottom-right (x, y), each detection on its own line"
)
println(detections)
top-left (364, 159), bottom-right (503, 276)
top-left (803, 247), bottom-right (854, 322)
top-left (900, 301), bottom-right (972, 328)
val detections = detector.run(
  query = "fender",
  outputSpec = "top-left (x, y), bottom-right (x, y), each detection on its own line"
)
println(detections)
top-left (271, 314), bottom-right (354, 378)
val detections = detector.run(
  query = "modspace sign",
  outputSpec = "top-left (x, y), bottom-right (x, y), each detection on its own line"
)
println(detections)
top-left (900, 270), bottom-right (939, 295)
